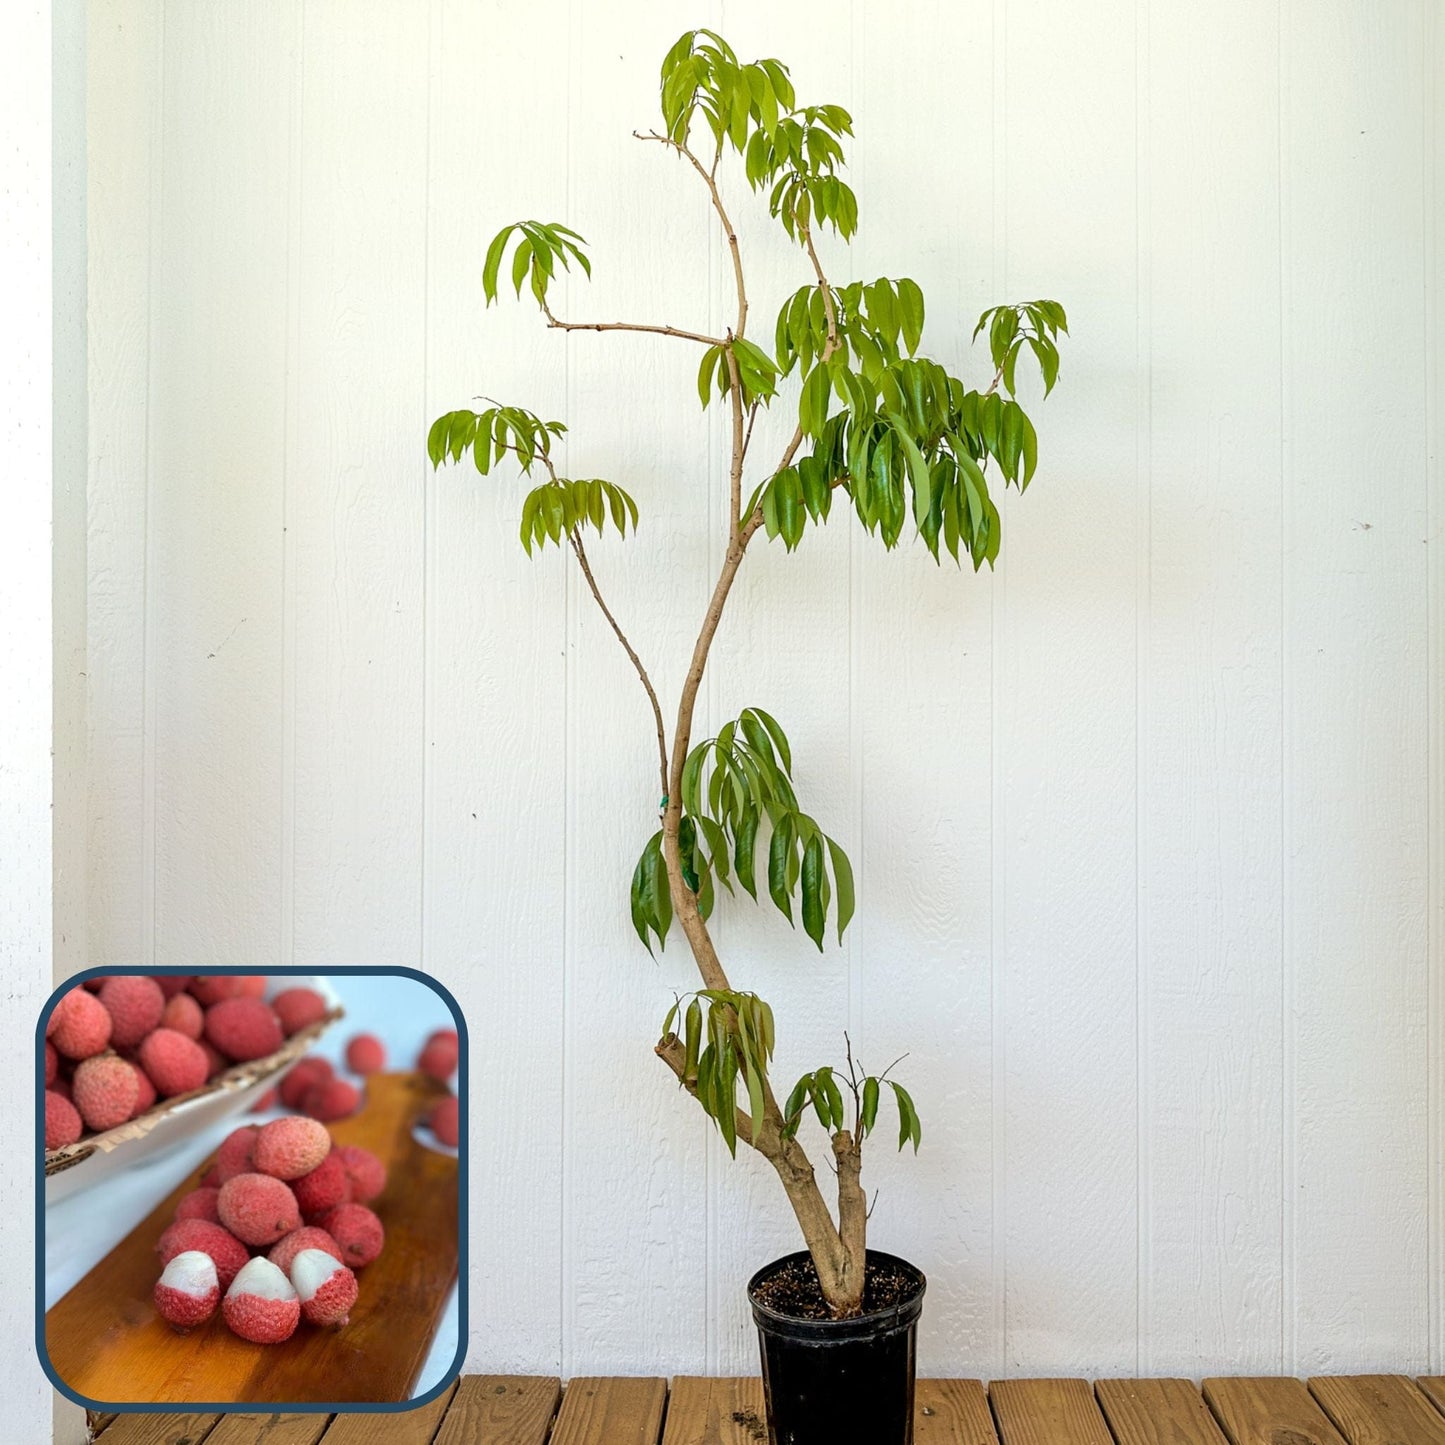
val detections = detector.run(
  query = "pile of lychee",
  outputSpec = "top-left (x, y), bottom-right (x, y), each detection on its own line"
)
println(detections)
top-left (44, 975), bottom-right (335, 1152)
top-left (153, 1115), bottom-right (387, 1344)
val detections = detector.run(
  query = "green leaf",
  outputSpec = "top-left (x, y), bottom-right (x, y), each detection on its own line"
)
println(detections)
top-left (861, 1076), bottom-right (880, 1136)
top-left (826, 837), bottom-right (855, 941)
top-left (896, 277), bottom-right (925, 355)
top-left (801, 832), bottom-right (826, 950)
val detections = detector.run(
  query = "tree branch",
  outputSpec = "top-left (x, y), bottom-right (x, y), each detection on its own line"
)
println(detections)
top-left (540, 299), bottom-right (723, 349)
top-left (567, 530), bottom-right (669, 799)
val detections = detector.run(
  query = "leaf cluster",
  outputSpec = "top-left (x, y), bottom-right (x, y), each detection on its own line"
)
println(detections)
top-left (781, 1068), bottom-right (921, 1153)
top-left (661, 30), bottom-right (856, 243)
top-left (427, 404), bottom-right (564, 475)
top-left (660, 988), bottom-right (776, 1156)
top-left (518, 478), bottom-right (639, 554)
top-left (630, 708), bottom-right (855, 954)
top-left (482, 221), bottom-right (591, 309)
top-left (750, 295), bottom-right (1066, 564)
top-left (975, 299), bottom-right (1069, 397)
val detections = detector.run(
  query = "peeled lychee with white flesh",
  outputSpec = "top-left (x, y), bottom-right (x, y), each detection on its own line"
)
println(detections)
top-left (153, 1250), bottom-right (220, 1332)
top-left (252, 1116), bottom-right (329, 1181)
top-left (217, 1172), bottom-right (301, 1247)
top-left (267, 1225), bottom-right (343, 1275)
top-left (222, 1256), bottom-right (300, 1344)
top-left (290, 1248), bottom-right (358, 1328)
top-left (155, 1218), bottom-right (250, 1290)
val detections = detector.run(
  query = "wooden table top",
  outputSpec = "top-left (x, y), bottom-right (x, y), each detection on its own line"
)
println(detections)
top-left (87, 1371), bottom-right (1445, 1444)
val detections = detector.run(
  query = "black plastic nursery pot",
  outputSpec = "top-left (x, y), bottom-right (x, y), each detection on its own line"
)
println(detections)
top-left (747, 1249), bottom-right (927, 1445)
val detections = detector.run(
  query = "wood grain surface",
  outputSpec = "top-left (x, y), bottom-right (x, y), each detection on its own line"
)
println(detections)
top-left (46, 1072), bottom-right (457, 1406)
top-left (548, 1378), bottom-right (668, 1445)
top-left (914, 1378), bottom-right (998, 1444)
top-left (989, 1378), bottom-right (1114, 1445)
top-left (1202, 1376), bottom-right (1347, 1445)
top-left (433, 1376), bottom-right (562, 1445)
top-left (660, 1377), bottom-right (768, 1445)
top-left (1096, 1378), bottom-right (1231, 1445)
top-left (1307, 1374), bottom-right (1445, 1445)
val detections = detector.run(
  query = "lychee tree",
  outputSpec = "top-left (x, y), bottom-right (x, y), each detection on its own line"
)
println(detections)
top-left (428, 29), bottom-right (1065, 1319)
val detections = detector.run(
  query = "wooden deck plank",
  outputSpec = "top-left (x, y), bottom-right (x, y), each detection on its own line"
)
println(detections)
top-left (916, 1378), bottom-right (999, 1443)
top-left (317, 1380), bottom-right (459, 1443)
top-left (660, 1378), bottom-right (767, 1444)
top-left (989, 1379), bottom-right (1114, 1445)
top-left (1308, 1375), bottom-right (1445, 1445)
top-left (199, 1416), bottom-right (331, 1445)
top-left (548, 1377), bottom-right (668, 1445)
top-left (1096, 1379), bottom-right (1229, 1445)
top-left (1417, 1379), bottom-right (1445, 1418)
top-left (1202, 1377), bottom-right (1348, 1445)
top-left (93, 1415), bottom-right (223, 1445)
top-left (432, 1375), bottom-right (561, 1445)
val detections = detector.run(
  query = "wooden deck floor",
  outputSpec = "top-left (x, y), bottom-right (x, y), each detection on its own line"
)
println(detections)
top-left (88, 1373), bottom-right (1445, 1444)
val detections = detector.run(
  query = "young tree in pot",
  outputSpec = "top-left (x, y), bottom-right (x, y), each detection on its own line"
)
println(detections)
top-left (428, 29), bottom-right (1065, 1443)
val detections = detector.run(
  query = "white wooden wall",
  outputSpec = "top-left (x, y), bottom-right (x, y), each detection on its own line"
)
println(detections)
top-left (86, 0), bottom-right (1444, 1380)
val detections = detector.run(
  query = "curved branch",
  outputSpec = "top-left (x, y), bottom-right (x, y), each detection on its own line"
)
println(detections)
top-left (568, 529), bottom-right (669, 799)
top-left (635, 130), bottom-right (747, 340)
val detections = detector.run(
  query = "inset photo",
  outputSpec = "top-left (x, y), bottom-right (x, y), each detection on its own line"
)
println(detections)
top-left (39, 968), bottom-right (464, 1409)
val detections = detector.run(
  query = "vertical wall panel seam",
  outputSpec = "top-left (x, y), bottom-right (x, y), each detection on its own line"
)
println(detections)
top-left (1133, 0), bottom-right (1152, 1381)
top-left (279, 0), bottom-right (306, 970)
top-left (140, 0), bottom-right (166, 968)
top-left (1426, 0), bottom-right (1442, 1377)
top-left (559, 0), bottom-right (574, 1377)
top-left (420, 0), bottom-right (434, 982)
top-left (1277, 0), bottom-right (1294, 1378)
top-left (989, 0), bottom-right (1008, 1376)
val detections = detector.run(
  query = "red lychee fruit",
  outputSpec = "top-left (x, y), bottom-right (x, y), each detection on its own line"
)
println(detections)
top-left (48, 988), bottom-right (113, 1061)
top-left (267, 1225), bottom-right (343, 1274)
top-left (156, 1218), bottom-right (250, 1290)
top-left (128, 1061), bottom-right (157, 1117)
top-left (429, 1094), bottom-right (460, 1148)
top-left (272, 987), bottom-right (328, 1037)
top-left (199, 1164), bottom-right (221, 1189)
top-left (45, 1090), bottom-right (82, 1149)
top-left (215, 1124), bottom-right (259, 1182)
top-left (279, 1055), bottom-right (334, 1110)
top-left (302, 1079), bottom-right (361, 1122)
top-left (44, 1041), bottom-right (57, 1086)
top-left (317, 1203), bottom-right (384, 1268)
top-left (334, 1144), bottom-right (387, 1204)
top-left (345, 1034), bottom-right (385, 1074)
top-left (222, 1257), bottom-right (300, 1344)
top-left (155, 974), bottom-right (192, 998)
top-left (205, 997), bottom-right (283, 1063)
top-left (189, 976), bottom-right (247, 1006)
top-left (175, 1186), bottom-right (222, 1224)
top-left (217, 1172), bottom-right (301, 1247)
top-left (428, 1028), bottom-right (459, 1049)
top-left (249, 1087), bottom-right (279, 1113)
top-left (160, 991), bottom-right (204, 1040)
top-left (199, 1039), bottom-right (228, 1078)
top-left (291, 1248), bottom-right (358, 1328)
top-left (138, 1028), bottom-right (210, 1097)
top-left (97, 974), bottom-right (165, 1049)
top-left (72, 1053), bottom-right (140, 1132)
top-left (153, 1250), bottom-right (220, 1332)
top-left (50, 1076), bottom-right (72, 1102)
top-left (292, 1150), bottom-right (349, 1217)
top-left (253, 1116), bottom-right (330, 1181)
top-left (416, 1034), bottom-right (458, 1082)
